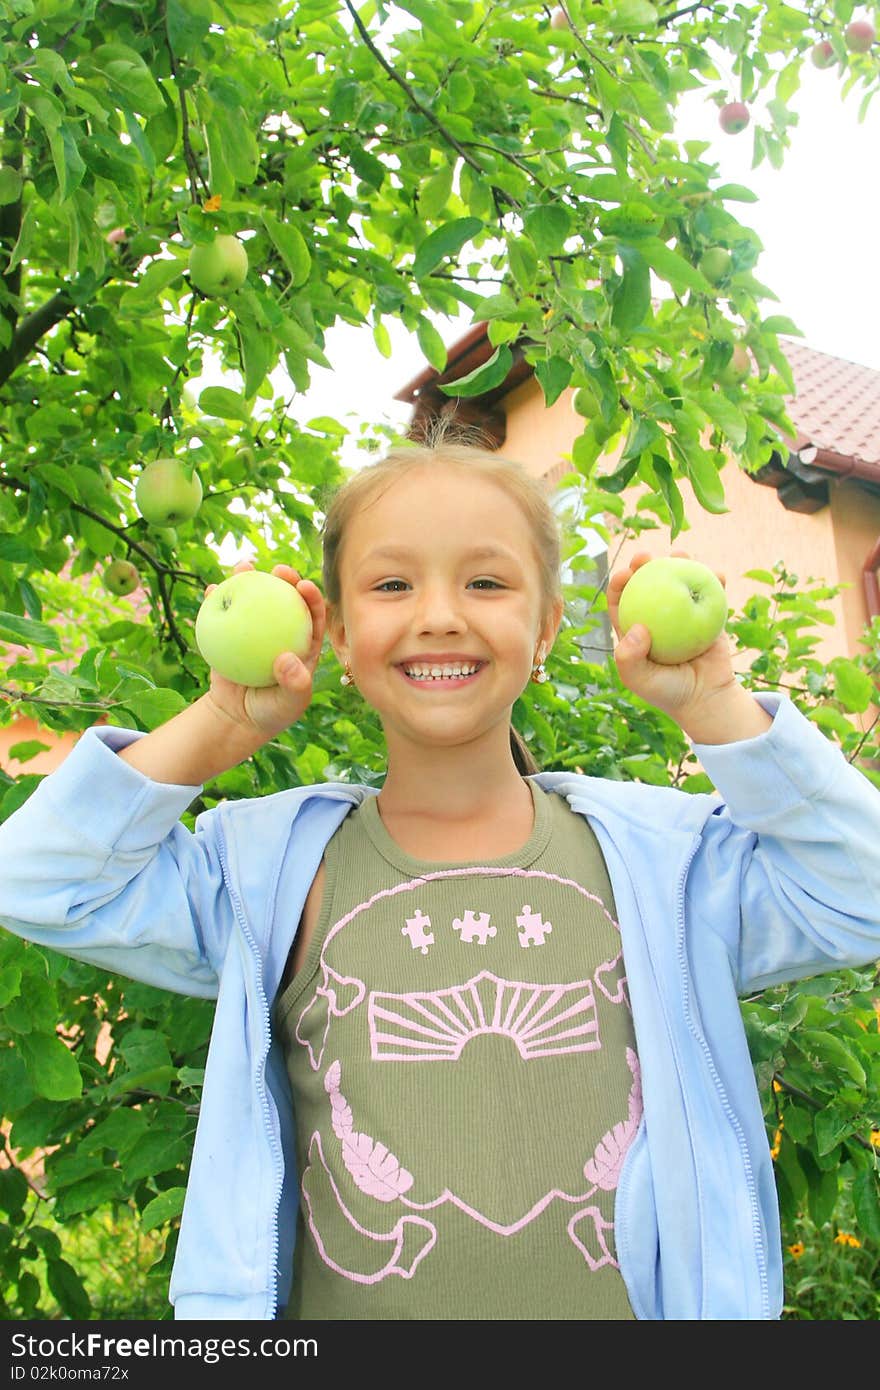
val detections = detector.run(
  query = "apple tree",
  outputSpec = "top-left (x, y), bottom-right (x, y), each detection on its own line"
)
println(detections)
top-left (0, 0), bottom-right (878, 1317)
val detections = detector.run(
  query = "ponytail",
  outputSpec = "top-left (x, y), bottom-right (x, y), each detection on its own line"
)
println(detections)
top-left (510, 723), bottom-right (540, 776)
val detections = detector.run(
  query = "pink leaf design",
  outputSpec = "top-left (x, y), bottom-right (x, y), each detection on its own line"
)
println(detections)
top-left (330, 1090), bottom-right (353, 1139)
top-left (324, 1060), bottom-right (342, 1094)
top-left (584, 1051), bottom-right (643, 1191)
top-left (583, 1116), bottom-right (638, 1191)
top-left (341, 1131), bottom-right (414, 1202)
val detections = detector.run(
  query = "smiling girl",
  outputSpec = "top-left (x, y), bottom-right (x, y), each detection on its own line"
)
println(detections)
top-left (1, 430), bottom-right (878, 1320)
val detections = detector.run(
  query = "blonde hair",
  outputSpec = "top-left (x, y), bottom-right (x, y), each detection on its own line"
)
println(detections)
top-left (320, 417), bottom-right (563, 776)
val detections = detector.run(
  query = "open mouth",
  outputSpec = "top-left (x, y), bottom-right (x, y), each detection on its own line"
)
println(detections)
top-left (397, 662), bottom-right (486, 688)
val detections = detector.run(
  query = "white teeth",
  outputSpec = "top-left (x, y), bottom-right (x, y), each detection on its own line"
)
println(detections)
top-left (403, 663), bottom-right (480, 680)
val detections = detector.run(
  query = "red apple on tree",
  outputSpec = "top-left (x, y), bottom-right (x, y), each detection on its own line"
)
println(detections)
top-left (550, 6), bottom-right (569, 29)
top-left (188, 234), bottom-right (249, 297)
top-left (135, 457), bottom-right (203, 526)
top-left (719, 101), bottom-right (750, 134)
top-left (103, 559), bottom-right (140, 597)
top-left (845, 18), bottom-right (875, 51)
top-left (811, 40), bottom-right (836, 67)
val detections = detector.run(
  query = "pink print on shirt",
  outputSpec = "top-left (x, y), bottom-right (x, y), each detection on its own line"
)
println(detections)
top-left (295, 867), bottom-right (626, 1073)
top-left (369, 970), bottom-right (600, 1061)
top-left (297, 1050), bottom-right (643, 1284)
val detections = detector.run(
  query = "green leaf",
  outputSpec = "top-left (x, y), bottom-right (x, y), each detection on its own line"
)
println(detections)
top-left (611, 246), bottom-right (651, 335)
top-left (119, 256), bottom-right (184, 311)
top-left (0, 964), bottom-right (22, 1007)
top-left (413, 218), bottom-right (483, 279)
top-left (0, 611), bottom-right (62, 652)
top-left (53, 1169), bottom-right (124, 1221)
top-left (0, 165), bottom-right (23, 205)
top-left (141, 1186), bottom-right (186, 1232)
top-left (46, 1258), bottom-right (91, 1321)
top-left (828, 658), bottom-right (876, 713)
top-left (118, 687), bottom-right (189, 730)
top-left (639, 238), bottom-right (711, 294)
top-left (123, 1130), bottom-right (191, 1184)
top-left (852, 1170), bottom-right (880, 1243)
top-left (19, 1033), bottom-right (82, 1101)
top-left (676, 445), bottom-right (729, 514)
top-left (415, 316), bottom-right (448, 372)
top-left (523, 204), bottom-right (572, 258)
top-left (696, 391), bottom-right (748, 447)
top-left (534, 355), bottom-right (573, 408)
top-left (198, 387), bottom-right (252, 422)
top-left (261, 211), bottom-right (311, 288)
top-left (437, 344), bottom-right (513, 399)
top-left (715, 183), bottom-right (759, 202)
top-left (419, 164), bottom-right (454, 222)
top-left (507, 235), bottom-right (538, 291)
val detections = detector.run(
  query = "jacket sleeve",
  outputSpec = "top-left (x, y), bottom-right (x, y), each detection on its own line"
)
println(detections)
top-left (690, 692), bottom-right (880, 996)
top-left (0, 724), bottom-right (232, 998)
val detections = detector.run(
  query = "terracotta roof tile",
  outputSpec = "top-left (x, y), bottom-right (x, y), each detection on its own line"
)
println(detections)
top-left (781, 338), bottom-right (880, 465)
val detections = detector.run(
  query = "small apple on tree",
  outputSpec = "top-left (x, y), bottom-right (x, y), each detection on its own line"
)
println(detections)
top-left (811, 39), bottom-right (836, 67)
top-left (719, 343), bottom-right (752, 387)
top-left (135, 457), bottom-right (203, 526)
top-left (103, 559), bottom-right (140, 597)
top-left (195, 569), bottom-right (313, 688)
top-left (188, 234), bottom-right (249, 297)
top-left (617, 557), bottom-right (727, 664)
top-left (698, 248), bottom-right (733, 286)
top-left (845, 18), bottom-right (875, 50)
top-left (550, 6), bottom-right (570, 29)
top-left (719, 101), bottom-right (750, 134)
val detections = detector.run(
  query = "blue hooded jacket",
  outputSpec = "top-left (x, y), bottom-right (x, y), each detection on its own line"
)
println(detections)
top-left (0, 690), bottom-right (878, 1320)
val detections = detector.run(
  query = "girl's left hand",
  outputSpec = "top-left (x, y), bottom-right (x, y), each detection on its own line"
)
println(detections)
top-left (607, 550), bottom-right (739, 723)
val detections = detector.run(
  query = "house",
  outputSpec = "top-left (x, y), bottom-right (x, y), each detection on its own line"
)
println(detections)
top-left (395, 328), bottom-right (880, 732)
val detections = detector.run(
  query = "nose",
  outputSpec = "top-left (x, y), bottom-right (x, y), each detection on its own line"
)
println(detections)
top-left (414, 582), bottom-right (468, 633)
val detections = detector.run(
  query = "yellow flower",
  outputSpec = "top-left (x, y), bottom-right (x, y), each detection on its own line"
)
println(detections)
top-left (769, 1126), bottom-right (783, 1160)
top-left (834, 1231), bottom-right (861, 1248)
top-left (203, 195), bottom-right (223, 212)
top-left (788, 1242), bottom-right (805, 1259)
top-left (772, 1079), bottom-right (782, 1093)
top-left (870, 1130), bottom-right (880, 1149)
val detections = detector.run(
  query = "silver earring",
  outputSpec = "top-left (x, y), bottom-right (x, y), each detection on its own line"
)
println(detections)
top-left (340, 663), bottom-right (354, 687)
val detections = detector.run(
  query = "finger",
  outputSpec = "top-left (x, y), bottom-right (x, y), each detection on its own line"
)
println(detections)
top-left (613, 622), bottom-right (653, 671)
top-left (271, 563), bottom-right (301, 583)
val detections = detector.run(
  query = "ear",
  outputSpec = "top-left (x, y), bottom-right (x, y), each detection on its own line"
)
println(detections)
top-left (541, 595), bottom-right (565, 655)
top-left (325, 602), bottom-right (349, 668)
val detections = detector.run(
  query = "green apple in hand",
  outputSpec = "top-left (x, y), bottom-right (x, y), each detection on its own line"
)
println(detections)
top-left (195, 569), bottom-right (313, 688)
top-left (135, 458), bottom-right (203, 526)
top-left (618, 557), bottom-right (727, 664)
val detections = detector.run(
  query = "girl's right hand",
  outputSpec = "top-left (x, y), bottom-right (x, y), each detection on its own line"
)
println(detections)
top-left (202, 561), bottom-right (327, 741)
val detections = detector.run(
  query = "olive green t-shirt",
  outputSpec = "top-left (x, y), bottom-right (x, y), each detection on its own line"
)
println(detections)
top-left (275, 779), bottom-right (641, 1320)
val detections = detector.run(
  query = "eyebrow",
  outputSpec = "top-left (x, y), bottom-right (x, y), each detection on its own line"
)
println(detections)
top-left (359, 544), bottom-right (520, 568)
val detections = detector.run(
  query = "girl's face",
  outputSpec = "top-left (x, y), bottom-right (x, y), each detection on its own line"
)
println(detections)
top-left (327, 466), bottom-right (563, 754)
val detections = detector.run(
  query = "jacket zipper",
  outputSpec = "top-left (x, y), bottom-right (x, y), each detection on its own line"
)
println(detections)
top-left (216, 822), bottom-right (284, 1317)
top-left (672, 837), bottom-right (771, 1319)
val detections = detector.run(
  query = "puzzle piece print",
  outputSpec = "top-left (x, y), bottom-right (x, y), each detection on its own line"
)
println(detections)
top-left (402, 909), bottom-right (434, 955)
top-left (517, 903), bottom-right (552, 948)
top-left (452, 910), bottom-right (496, 945)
